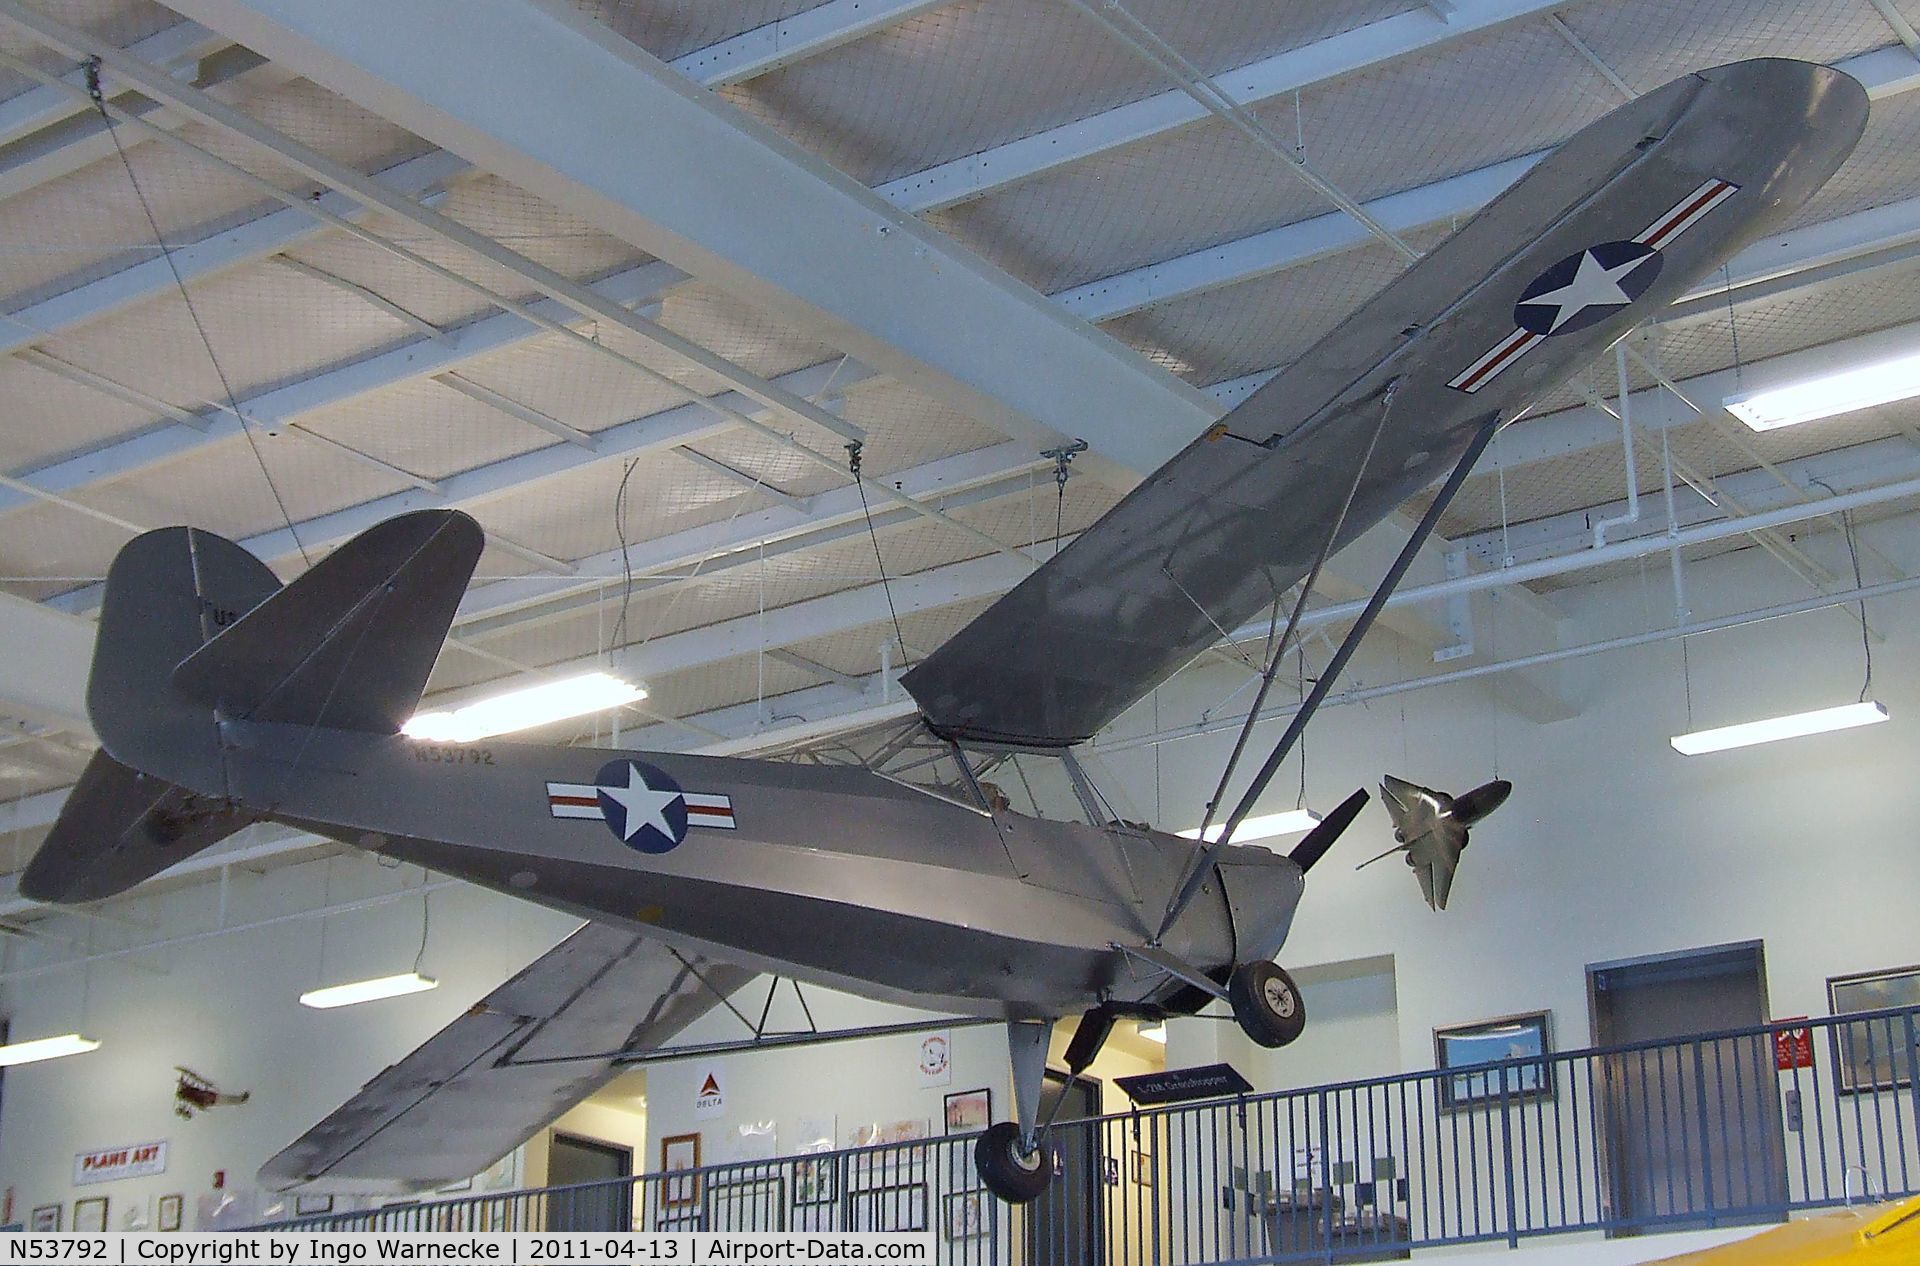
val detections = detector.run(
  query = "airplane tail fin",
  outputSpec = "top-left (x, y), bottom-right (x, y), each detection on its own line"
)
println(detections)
top-left (168, 509), bottom-right (481, 735)
top-left (27, 512), bottom-right (481, 904)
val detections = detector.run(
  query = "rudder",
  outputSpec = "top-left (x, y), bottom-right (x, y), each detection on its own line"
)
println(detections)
top-left (87, 524), bottom-right (283, 791)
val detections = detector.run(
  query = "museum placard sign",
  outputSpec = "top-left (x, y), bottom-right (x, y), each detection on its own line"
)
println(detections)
top-left (1116, 1063), bottom-right (1253, 1106)
top-left (74, 1140), bottom-right (168, 1185)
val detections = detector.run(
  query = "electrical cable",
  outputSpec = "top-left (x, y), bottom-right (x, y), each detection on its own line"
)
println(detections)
top-left (609, 458), bottom-right (640, 653)
top-left (850, 443), bottom-right (910, 668)
top-left (1811, 477), bottom-right (1873, 702)
top-left (412, 882), bottom-right (431, 975)
top-left (84, 58), bottom-right (311, 569)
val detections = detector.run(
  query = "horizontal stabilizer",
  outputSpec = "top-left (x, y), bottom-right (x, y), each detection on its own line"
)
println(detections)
top-left (260, 924), bottom-right (754, 1193)
top-left (21, 751), bottom-right (260, 903)
top-left (173, 511), bottom-right (482, 735)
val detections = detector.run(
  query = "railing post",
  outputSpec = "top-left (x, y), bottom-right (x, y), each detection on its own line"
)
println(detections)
top-left (1500, 1067), bottom-right (1519, 1248)
top-left (1319, 1088), bottom-right (1336, 1266)
top-left (1693, 1039), bottom-right (1717, 1224)
top-left (1907, 1009), bottom-right (1920, 1197)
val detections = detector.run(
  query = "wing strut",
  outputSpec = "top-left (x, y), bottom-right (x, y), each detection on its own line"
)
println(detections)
top-left (1156, 413), bottom-right (1502, 938)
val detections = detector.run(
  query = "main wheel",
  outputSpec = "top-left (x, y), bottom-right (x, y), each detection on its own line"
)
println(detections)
top-left (974, 1121), bottom-right (1052, 1204)
top-left (1229, 961), bottom-right (1306, 1048)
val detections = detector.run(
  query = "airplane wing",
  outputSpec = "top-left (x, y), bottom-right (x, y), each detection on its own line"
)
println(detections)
top-left (901, 60), bottom-right (1864, 745)
top-left (259, 924), bottom-right (754, 1193)
top-left (1410, 833), bottom-right (1466, 912)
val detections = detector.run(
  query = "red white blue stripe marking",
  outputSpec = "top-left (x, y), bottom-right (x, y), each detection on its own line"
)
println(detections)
top-left (1447, 178), bottom-right (1739, 393)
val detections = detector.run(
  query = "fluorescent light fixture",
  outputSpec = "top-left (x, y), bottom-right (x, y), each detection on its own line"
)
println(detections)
top-left (1137, 1022), bottom-right (1167, 1045)
top-left (1670, 701), bottom-right (1888, 755)
top-left (1179, 808), bottom-right (1322, 844)
top-left (1725, 349), bottom-right (1920, 430)
top-left (403, 671), bottom-right (645, 742)
top-left (299, 972), bottom-right (439, 1010)
top-left (0, 1033), bottom-right (100, 1066)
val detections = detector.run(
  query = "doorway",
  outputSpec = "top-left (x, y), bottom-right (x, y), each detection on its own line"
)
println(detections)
top-left (546, 1132), bottom-right (633, 1231)
top-left (1026, 1070), bottom-right (1104, 1266)
top-left (1589, 941), bottom-right (1787, 1234)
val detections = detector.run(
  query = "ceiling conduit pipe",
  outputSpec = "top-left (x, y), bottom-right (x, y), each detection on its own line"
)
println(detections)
top-left (1591, 344), bottom-right (1640, 548)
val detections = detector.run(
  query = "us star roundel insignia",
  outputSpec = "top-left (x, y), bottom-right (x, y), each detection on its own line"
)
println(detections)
top-left (1448, 178), bottom-right (1738, 394)
top-left (545, 760), bottom-right (736, 853)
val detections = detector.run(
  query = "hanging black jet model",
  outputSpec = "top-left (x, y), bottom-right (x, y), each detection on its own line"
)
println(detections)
top-left (23, 59), bottom-right (1865, 1204)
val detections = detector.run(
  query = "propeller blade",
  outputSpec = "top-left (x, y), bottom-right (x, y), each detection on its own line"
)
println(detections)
top-left (1288, 788), bottom-right (1370, 874)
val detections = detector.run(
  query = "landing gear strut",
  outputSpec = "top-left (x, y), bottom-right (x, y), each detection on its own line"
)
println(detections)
top-left (1228, 961), bottom-right (1306, 1048)
top-left (975, 1009), bottom-right (1118, 1203)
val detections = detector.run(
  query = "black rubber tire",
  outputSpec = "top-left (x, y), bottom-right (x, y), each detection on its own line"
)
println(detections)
top-left (974, 1121), bottom-right (1053, 1204)
top-left (1229, 961), bottom-right (1307, 1048)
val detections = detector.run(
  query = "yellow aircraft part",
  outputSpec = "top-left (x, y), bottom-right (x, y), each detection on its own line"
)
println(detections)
top-left (1649, 1195), bottom-right (1920, 1265)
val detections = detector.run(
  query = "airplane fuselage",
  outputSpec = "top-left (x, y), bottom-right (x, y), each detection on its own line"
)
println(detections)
top-left (225, 722), bottom-right (1303, 1019)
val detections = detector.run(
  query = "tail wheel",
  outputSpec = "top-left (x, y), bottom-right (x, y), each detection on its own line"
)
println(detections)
top-left (1229, 961), bottom-right (1306, 1048)
top-left (975, 1121), bottom-right (1053, 1204)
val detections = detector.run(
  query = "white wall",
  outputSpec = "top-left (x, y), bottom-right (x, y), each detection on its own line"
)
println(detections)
top-left (1109, 531), bottom-right (1920, 1071)
top-left (3, 527), bottom-right (1918, 1243)
top-left (0, 850), bottom-right (579, 1227)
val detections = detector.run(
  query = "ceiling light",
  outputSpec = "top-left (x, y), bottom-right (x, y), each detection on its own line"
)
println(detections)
top-left (1724, 350), bottom-right (1920, 430)
top-left (1670, 701), bottom-right (1888, 755)
top-left (299, 972), bottom-right (439, 1010)
top-left (0, 1033), bottom-right (101, 1066)
top-left (403, 672), bottom-right (645, 742)
top-left (1179, 808), bottom-right (1322, 844)
top-left (1137, 1022), bottom-right (1167, 1045)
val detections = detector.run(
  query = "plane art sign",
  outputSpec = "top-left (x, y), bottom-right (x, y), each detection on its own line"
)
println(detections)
top-left (74, 1140), bottom-right (167, 1186)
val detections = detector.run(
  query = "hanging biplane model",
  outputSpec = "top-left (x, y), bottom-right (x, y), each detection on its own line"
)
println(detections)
top-left (24, 59), bottom-right (1865, 1203)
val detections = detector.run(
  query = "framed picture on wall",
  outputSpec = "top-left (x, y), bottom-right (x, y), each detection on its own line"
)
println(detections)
top-left (660, 1133), bottom-right (702, 1208)
top-left (31, 1205), bottom-right (60, 1232)
top-left (293, 1194), bottom-right (333, 1217)
top-left (1828, 965), bottom-right (1920, 1092)
top-left (792, 1155), bottom-right (836, 1207)
top-left (157, 1195), bottom-right (184, 1231)
top-left (72, 1197), bottom-right (107, 1233)
top-left (942, 1088), bottom-right (991, 1135)
top-left (1434, 1011), bottom-right (1553, 1109)
top-left (943, 1191), bottom-right (989, 1240)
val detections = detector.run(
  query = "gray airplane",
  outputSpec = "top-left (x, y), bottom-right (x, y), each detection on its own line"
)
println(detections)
top-left (22, 58), bottom-right (1864, 1205)
top-left (1362, 776), bottom-right (1515, 911)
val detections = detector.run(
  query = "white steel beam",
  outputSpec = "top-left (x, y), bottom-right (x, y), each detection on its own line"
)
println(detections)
top-left (0, 145), bottom-right (470, 359)
top-left (0, 593), bottom-right (93, 737)
top-left (10, 36), bottom-right (1916, 567)
top-left (0, 20), bottom-right (226, 147)
top-left (0, 49), bottom-right (294, 203)
top-left (1458, 433), bottom-right (1920, 568)
top-left (154, 0), bottom-right (1218, 484)
top-left (1486, 317), bottom-right (1920, 474)
top-left (666, 0), bottom-right (953, 87)
top-left (37, 169), bottom-right (1916, 597)
top-left (0, 0), bottom-right (926, 347)
top-left (2, 258), bottom-right (685, 522)
top-left (1055, 43), bottom-right (1920, 322)
top-left (875, 0), bottom-right (1590, 212)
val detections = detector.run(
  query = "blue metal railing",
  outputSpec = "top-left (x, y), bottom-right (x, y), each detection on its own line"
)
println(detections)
top-left (258, 1005), bottom-right (1920, 1264)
